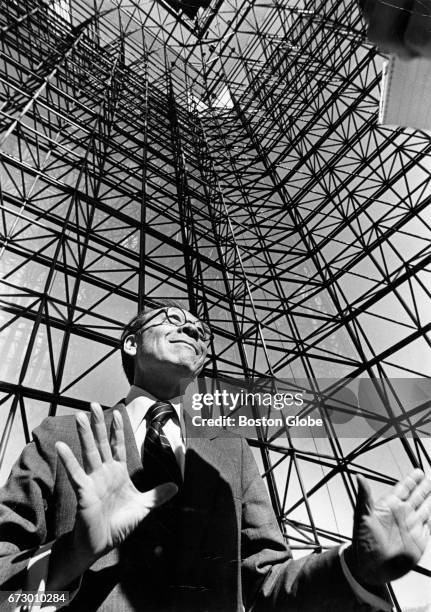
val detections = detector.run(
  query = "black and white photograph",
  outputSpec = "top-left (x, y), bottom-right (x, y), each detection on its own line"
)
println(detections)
top-left (0, 0), bottom-right (430, 610)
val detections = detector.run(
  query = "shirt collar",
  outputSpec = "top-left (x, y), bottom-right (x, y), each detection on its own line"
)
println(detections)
top-left (125, 385), bottom-right (183, 433)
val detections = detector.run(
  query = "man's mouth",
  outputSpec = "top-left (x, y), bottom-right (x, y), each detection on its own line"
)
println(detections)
top-left (170, 340), bottom-right (199, 354)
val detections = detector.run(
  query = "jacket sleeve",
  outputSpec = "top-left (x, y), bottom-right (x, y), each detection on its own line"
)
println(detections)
top-left (0, 419), bottom-right (58, 596)
top-left (240, 438), bottom-right (390, 612)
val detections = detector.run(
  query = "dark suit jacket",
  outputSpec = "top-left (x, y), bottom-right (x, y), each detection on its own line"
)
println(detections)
top-left (0, 403), bottom-right (381, 611)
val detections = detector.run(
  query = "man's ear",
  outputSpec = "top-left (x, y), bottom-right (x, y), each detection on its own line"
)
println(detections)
top-left (123, 333), bottom-right (137, 356)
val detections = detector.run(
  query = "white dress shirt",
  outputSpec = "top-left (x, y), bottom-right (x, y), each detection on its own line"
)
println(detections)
top-left (22, 386), bottom-right (391, 611)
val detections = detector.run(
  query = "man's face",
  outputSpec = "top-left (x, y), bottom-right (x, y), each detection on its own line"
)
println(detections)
top-left (132, 307), bottom-right (209, 382)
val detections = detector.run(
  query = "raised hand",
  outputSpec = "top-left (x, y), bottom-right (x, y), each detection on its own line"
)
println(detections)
top-left (345, 469), bottom-right (431, 587)
top-left (56, 402), bottom-right (177, 562)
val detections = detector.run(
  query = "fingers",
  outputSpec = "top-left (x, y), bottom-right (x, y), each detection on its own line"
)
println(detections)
top-left (393, 470), bottom-right (431, 527)
top-left (393, 468), bottom-right (425, 500)
top-left (141, 483), bottom-right (178, 509)
top-left (76, 411), bottom-right (102, 472)
top-left (76, 404), bottom-right (126, 473)
top-left (415, 492), bottom-right (431, 525)
top-left (409, 475), bottom-right (431, 510)
top-left (110, 410), bottom-right (126, 463)
top-left (56, 441), bottom-right (88, 493)
top-left (355, 475), bottom-right (374, 515)
top-left (90, 402), bottom-right (112, 462)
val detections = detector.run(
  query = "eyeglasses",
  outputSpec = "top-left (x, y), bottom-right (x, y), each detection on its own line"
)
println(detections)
top-left (138, 307), bottom-right (213, 344)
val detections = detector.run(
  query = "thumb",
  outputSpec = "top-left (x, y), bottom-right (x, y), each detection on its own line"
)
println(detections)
top-left (142, 482), bottom-right (178, 509)
top-left (355, 475), bottom-right (374, 516)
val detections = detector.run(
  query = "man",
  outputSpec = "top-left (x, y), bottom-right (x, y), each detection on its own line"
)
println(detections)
top-left (0, 300), bottom-right (430, 611)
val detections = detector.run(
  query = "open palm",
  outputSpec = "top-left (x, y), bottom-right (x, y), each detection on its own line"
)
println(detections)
top-left (347, 470), bottom-right (431, 586)
top-left (56, 403), bottom-right (177, 561)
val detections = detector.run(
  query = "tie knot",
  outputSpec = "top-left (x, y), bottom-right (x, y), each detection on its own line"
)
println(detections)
top-left (147, 401), bottom-right (176, 427)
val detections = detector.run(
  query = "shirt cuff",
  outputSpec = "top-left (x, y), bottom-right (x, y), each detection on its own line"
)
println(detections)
top-left (23, 542), bottom-right (81, 611)
top-left (339, 543), bottom-right (393, 611)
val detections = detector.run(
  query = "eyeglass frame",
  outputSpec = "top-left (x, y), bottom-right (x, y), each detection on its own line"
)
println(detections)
top-left (135, 307), bottom-right (214, 344)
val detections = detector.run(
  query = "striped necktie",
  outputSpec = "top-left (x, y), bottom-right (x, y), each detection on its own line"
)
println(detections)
top-left (141, 401), bottom-right (182, 491)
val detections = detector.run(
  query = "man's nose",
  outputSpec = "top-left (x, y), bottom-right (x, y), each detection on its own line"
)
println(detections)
top-left (179, 322), bottom-right (200, 341)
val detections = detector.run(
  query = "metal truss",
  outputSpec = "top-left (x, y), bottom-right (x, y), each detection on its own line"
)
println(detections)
top-left (0, 1), bottom-right (430, 608)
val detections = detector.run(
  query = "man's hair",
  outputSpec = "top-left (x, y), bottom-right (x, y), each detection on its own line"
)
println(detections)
top-left (120, 298), bottom-right (188, 384)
